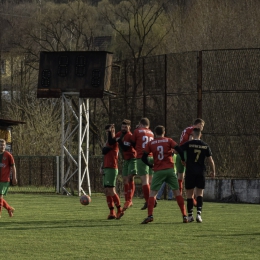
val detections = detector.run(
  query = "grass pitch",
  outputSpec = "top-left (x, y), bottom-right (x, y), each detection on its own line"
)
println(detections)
top-left (1, 193), bottom-right (260, 260)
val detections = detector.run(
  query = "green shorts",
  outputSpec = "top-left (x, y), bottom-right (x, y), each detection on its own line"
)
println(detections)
top-left (103, 168), bottom-right (118, 187)
top-left (151, 168), bottom-right (179, 191)
top-left (122, 158), bottom-right (137, 177)
top-left (0, 182), bottom-right (10, 195)
top-left (137, 157), bottom-right (154, 176)
top-left (175, 152), bottom-right (187, 173)
top-left (148, 157), bottom-right (154, 176)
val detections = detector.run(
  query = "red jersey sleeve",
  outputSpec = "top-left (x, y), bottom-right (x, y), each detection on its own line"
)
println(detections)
top-left (179, 126), bottom-right (194, 145)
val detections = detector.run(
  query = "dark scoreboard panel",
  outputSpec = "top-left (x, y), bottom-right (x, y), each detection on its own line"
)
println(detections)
top-left (37, 51), bottom-right (113, 98)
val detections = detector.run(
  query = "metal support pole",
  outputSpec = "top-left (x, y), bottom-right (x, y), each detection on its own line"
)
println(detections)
top-left (61, 94), bottom-right (65, 191)
top-left (78, 98), bottom-right (82, 196)
top-left (56, 156), bottom-right (60, 193)
top-left (86, 99), bottom-right (91, 196)
top-left (197, 51), bottom-right (203, 118)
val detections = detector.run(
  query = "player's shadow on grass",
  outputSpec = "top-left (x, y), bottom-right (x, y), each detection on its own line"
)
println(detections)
top-left (0, 217), bottom-right (187, 230)
top-left (0, 218), bottom-right (132, 230)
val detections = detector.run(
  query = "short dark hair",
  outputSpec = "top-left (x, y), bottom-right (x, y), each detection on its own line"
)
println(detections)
top-left (154, 125), bottom-right (165, 135)
top-left (192, 128), bottom-right (201, 137)
top-left (140, 117), bottom-right (150, 127)
top-left (122, 119), bottom-right (131, 126)
top-left (193, 118), bottom-right (205, 125)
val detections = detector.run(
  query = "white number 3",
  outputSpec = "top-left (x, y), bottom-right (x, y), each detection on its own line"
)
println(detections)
top-left (157, 146), bottom-right (164, 160)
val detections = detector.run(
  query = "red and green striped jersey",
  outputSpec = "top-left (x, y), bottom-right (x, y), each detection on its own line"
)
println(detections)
top-left (103, 142), bottom-right (119, 169)
top-left (0, 151), bottom-right (15, 182)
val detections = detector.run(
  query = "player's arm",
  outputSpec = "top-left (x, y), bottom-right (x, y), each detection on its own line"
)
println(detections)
top-left (102, 146), bottom-right (112, 155)
top-left (173, 145), bottom-right (185, 161)
top-left (173, 144), bottom-right (186, 166)
top-left (117, 137), bottom-right (130, 151)
top-left (108, 131), bottom-right (117, 145)
top-left (107, 125), bottom-right (117, 145)
top-left (11, 164), bottom-right (17, 185)
top-left (130, 140), bottom-right (136, 149)
top-left (141, 151), bottom-right (153, 168)
top-left (208, 156), bottom-right (215, 178)
top-left (130, 132), bottom-right (136, 148)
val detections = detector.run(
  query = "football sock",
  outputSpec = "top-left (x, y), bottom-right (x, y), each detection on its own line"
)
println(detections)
top-left (178, 179), bottom-right (183, 195)
top-left (176, 195), bottom-right (187, 216)
top-left (196, 196), bottom-right (203, 215)
top-left (0, 197), bottom-right (3, 214)
top-left (106, 196), bottom-right (114, 209)
top-left (142, 184), bottom-right (150, 202)
top-left (187, 198), bottom-right (194, 216)
top-left (112, 194), bottom-right (121, 208)
top-left (124, 184), bottom-right (129, 201)
top-left (2, 199), bottom-right (11, 211)
top-left (147, 197), bottom-right (155, 216)
top-left (128, 181), bottom-right (135, 201)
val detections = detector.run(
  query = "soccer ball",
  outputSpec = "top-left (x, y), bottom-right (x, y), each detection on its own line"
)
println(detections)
top-left (80, 195), bottom-right (91, 205)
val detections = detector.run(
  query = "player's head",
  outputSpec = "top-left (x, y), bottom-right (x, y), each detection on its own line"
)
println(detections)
top-left (139, 117), bottom-right (150, 128)
top-left (192, 128), bottom-right (202, 139)
top-left (154, 125), bottom-right (165, 137)
top-left (193, 118), bottom-right (205, 131)
top-left (121, 119), bottom-right (131, 133)
top-left (0, 139), bottom-right (6, 153)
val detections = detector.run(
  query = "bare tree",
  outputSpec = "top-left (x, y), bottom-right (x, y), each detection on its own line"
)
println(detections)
top-left (7, 93), bottom-right (61, 155)
top-left (99, 0), bottom-right (171, 122)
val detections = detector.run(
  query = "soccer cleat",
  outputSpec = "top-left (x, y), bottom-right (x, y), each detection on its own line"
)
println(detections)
top-left (123, 201), bottom-right (133, 211)
top-left (188, 215), bottom-right (194, 222)
top-left (116, 208), bottom-right (124, 219)
top-left (196, 214), bottom-right (202, 223)
top-left (8, 207), bottom-right (15, 217)
top-left (183, 215), bottom-right (188, 223)
top-left (107, 214), bottom-right (116, 220)
top-left (141, 216), bottom-right (153, 224)
top-left (141, 202), bottom-right (147, 210)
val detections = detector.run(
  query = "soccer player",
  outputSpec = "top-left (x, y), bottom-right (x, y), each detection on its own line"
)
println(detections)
top-left (0, 138), bottom-right (17, 218)
top-left (131, 118), bottom-right (155, 210)
top-left (179, 128), bottom-right (215, 223)
top-left (141, 125), bottom-right (188, 224)
top-left (176, 118), bottom-right (205, 204)
top-left (108, 119), bottom-right (137, 211)
top-left (102, 124), bottom-right (124, 220)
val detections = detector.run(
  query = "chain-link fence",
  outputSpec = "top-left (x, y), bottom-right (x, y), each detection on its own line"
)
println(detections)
top-left (109, 49), bottom-right (260, 178)
top-left (10, 49), bottom-right (260, 194)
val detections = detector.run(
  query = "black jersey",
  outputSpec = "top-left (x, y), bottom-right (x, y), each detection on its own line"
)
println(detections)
top-left (180, 139), bottom-right (212, 175)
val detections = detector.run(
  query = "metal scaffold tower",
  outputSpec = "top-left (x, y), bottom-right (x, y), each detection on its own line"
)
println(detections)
top-left (37, 51), bottom-right (114, 197)
top-left (60, 92), bottom-right (91, 196)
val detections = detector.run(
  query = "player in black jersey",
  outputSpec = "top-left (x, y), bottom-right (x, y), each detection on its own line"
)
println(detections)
top-left (178, 128), bottom-right (215, 223)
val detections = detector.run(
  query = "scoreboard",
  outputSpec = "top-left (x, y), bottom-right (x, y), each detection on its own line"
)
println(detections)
top-left (37, 51), bottom-right (113, 98)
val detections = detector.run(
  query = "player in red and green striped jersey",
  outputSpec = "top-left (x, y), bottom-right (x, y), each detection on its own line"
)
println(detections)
top-left (102, 124), bottom-right (124, 220)
top-left (0, 139), bottom-right (17, 218)
top-left (108, 119), bottom-right (137, 211)
top-left (141, 126), bottom-right (188, 224)
top-left (131, 118), bottom-right (154, 210)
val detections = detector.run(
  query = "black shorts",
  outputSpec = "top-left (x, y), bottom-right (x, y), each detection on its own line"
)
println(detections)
top-left (185, 174), bottom-right (205, 190)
